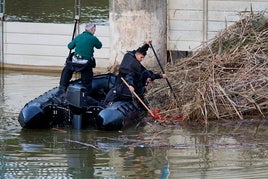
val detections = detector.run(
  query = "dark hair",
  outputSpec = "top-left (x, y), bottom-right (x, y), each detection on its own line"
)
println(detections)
top-left (136, 44), bottom-right (149, 56)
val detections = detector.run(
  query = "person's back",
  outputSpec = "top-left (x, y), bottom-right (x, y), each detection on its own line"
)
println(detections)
top-left (56, 23), bottom-right (102, 103)
top-left (119, 51), bottom-right (142, 75)
top-left (68, 28), bottom-right (102, 60)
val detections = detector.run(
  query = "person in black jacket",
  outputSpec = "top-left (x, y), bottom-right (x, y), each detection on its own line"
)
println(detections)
top-left (103, 40), bottom-right (167, 105)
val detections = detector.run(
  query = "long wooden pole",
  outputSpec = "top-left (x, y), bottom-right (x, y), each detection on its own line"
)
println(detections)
top-left (121, 77), bottom-right (155, 117)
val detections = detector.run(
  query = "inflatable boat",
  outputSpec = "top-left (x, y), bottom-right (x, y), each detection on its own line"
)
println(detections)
top-left (18, 73), bottom-right (147, 131)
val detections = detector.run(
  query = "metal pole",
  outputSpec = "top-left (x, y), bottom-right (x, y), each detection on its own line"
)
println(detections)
top-left (150, 44), bottom-right (178, 101)
top-left (203, 0), bottom-right (208, 43)
top-left (75, 0), bottom-right (80, 33)
top-left (0, 0), bottom-right (4, 88)
top-left (0, 0), bottom-right (4, 70)
top-left (73, 0), bottom-right (80, 79)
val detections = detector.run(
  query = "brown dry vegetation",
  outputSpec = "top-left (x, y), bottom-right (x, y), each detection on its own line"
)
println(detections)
top-left (146, 12), bottom-right (268, 125)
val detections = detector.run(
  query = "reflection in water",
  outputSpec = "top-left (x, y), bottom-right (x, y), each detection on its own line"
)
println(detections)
top-left (0, 72), bottom-right (268, 178)
top-left (5, 0), bottom-right (109, 24)
top-left (0, 72), bottom-right (60, 130)
top-left (0, 129), bottom-right (168, 178)
top-left (166, 122), bottom-right (268, 178)
top-left (1, 130), bottom-right (71, 178)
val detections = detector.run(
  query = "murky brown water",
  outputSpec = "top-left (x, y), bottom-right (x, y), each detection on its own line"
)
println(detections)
top-left (2, 0), bottom-right (268, 178)
top-left (5, 0), bottom-right (109, 24)
top-left (1, 71), bottom-right (268, 178)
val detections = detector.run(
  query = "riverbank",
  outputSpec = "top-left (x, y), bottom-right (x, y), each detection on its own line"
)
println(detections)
top-left (147, 12), bottom-right (268, 124)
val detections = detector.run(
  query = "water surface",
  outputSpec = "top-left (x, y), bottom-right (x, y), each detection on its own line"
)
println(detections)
top-left (0, 71), bottom-right (268, 178)
top-left (5, 0), bottom-right (109, 24)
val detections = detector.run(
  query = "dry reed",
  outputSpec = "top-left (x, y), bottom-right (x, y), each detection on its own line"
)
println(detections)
top-left (146, 12), bottom-right (268, 125)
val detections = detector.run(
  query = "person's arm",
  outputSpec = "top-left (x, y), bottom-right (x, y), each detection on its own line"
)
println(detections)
top-left (94, 36), bottom-right (102, 49)
top-left (125, 73), bottom-right (135, 92)
top-left (143, 70), bottom-right (167, 80)
top-left (153, 73), bottom-right (167, 80)
top-left (67, 39), bottom-right (76, 50)
top-left (141, 64), bottom-right (147, 72)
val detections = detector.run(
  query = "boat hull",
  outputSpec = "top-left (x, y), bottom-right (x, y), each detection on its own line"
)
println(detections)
top-left (93, 101), bottom-right (145, 131)
top-left (18, 73), bottom-right (146, 130)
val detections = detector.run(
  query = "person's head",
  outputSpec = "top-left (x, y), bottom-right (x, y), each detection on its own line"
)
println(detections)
top-left (85, 23), bottom-right (96, 34)
top-left (135, 51), bottom-right (146, 62)
top-left (135, 44), bottom-right (149, 62)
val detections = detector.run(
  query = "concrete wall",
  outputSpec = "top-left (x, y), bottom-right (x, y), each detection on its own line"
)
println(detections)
top-left (109, 0), bottom-right (167, 67)
top-left (3, 0), bottom-right (268, 69)
top-left (3, 22), bottom-right (111, 68)
top-left (168, 0), bottom-right (268, 51)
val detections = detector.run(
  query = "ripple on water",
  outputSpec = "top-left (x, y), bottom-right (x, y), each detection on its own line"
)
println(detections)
top-left (1, 72), bottom-right (268, 178)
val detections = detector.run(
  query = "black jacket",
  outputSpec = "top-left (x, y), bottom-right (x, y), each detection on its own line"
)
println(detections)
top-left (103, 46), bottom-right (163, 104)
top-left (118, 50), bottom-right (162, 97)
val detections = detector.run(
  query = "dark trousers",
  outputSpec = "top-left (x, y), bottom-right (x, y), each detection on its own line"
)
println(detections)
top-left (59, 62), bottom-right (93, 95)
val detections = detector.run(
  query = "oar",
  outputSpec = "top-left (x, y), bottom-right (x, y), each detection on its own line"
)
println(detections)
top-left (149, 44), bottom-right (178, 101)
top-left (121, 77), bottom-right (155, 117)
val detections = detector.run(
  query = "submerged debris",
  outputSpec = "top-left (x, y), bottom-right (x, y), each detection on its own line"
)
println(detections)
top-left (147, 12), bottom-right (268, 125)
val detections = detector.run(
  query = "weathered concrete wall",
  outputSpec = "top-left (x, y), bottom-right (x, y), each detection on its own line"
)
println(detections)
top-left (3, 0), bottom-right (268, 71)
top-left (3, 22), bottom-right (111, 69)
top-left (109, 0), bottom-right (167, 68)
top-left (168, 0), bottom-right (268, 52)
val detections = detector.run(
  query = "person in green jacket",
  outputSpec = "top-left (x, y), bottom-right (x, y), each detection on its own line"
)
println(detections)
top-left (57, 23), bottom-right (102, 99)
